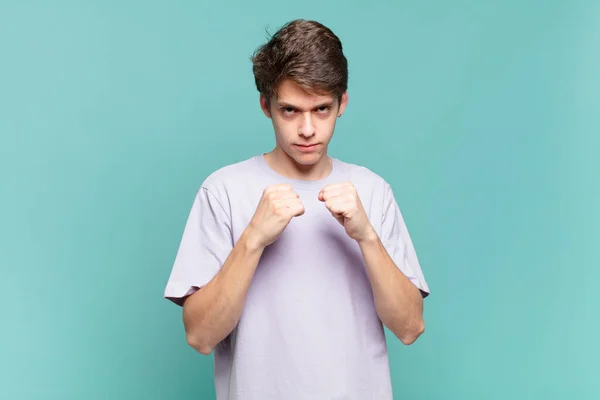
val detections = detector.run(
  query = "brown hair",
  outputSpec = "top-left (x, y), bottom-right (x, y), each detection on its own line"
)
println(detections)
top-left (251, 19), bottom-right (348, 102)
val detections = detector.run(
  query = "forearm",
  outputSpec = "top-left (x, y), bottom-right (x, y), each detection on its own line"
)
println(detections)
top-left (183, 227), bottom-right (264, 354)
top-left (358, 231), bottom-right (424, 345)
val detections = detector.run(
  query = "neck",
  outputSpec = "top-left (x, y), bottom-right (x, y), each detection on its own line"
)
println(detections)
top-left (264, 148), bottom-right (332, 181)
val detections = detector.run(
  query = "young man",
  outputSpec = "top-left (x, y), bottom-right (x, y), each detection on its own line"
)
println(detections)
top-left (164, 19), bottom-right (430, 400)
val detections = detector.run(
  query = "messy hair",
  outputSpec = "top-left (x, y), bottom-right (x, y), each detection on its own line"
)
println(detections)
top-left (251, 19), bottom-right (348, 102)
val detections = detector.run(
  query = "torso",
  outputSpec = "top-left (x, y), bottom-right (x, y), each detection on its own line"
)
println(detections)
top-left (205, 154), bottom-right (394, 400)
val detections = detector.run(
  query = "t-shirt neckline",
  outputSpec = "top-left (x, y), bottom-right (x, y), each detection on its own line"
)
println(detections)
top-left (254, 153), bottom-right (344, 190)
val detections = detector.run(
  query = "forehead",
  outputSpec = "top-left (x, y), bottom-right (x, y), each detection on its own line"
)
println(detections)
top-left (274, 79), bottom-right (336, 107)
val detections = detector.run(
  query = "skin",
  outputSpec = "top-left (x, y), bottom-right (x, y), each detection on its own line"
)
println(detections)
top-left (183, 79), bottom-right (424, 355)
top-left (259, 79), bottom-right (347, 181)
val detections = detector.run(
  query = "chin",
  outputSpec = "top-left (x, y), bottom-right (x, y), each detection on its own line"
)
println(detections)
top-left (291, 151), bottom-right (322, 165)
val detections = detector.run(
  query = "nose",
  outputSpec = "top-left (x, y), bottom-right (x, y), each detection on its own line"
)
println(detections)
top-left (298, 112), bottom-right (316, 138)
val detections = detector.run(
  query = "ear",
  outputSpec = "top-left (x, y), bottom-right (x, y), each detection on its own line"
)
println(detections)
top-left (260, 94), bottom-right (272, 118)
top-left (337, 91), bottom-right (349, 117)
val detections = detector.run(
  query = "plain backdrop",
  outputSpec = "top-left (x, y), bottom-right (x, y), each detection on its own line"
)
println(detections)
top-left (1, 1), bottom-right (599, 399)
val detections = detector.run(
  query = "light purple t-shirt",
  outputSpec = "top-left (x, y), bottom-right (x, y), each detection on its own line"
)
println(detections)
top-left (164, 154), bottom-right (429, 400)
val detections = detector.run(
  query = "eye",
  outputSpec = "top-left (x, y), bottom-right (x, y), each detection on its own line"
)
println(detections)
top-left (281, 107), bottom-right (296, 116)
top-left (316, 106), bottom-right (331, 114)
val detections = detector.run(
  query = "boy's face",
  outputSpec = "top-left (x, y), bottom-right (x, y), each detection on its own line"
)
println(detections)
top-left (260, 79), bottom-right (348, 169)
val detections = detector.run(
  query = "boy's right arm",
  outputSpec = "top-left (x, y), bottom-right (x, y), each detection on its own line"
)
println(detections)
top-left (182, 184), bottom-right (304, 355)
top-left (182, 226), bottom-right (265, 355)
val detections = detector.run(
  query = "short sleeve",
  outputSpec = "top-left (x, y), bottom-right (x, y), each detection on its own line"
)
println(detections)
top-left (164, 186), bottom-right (233, 306)
top-left (380, 182), bottom-right (430, 298)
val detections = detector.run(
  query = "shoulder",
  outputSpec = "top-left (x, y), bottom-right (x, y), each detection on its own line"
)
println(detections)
top-left (183, 156), bottom-right (262, 212)
top-left (335, 158), bottom-right (391, 191)
top-left (199, 156), bottom-right (259, 193)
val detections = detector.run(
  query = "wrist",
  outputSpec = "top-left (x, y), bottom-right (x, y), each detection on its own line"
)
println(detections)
top-left (356, 226), bottom-right (379, 246)
top-left (241, 225), bottom-right (267, 253)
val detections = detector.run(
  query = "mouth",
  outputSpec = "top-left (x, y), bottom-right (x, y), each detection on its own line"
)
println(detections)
top-left (294, 143), bottom-right (319, 152)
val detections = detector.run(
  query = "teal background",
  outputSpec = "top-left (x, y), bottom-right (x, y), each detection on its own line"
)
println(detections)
top-left (1, 1), bottom-right (599, 399)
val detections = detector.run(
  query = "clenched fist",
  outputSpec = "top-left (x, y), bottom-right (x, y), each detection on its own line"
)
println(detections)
top-left (247, 184), bottom-right (305, 248)
top-left (318, 182), bottom-right (377, 243)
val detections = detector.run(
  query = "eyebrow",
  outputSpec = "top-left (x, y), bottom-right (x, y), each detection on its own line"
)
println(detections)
top-left (276, 101), bottom-right (334, 111)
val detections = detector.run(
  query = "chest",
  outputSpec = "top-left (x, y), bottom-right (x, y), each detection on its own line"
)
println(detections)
top-left (228, 185), bottom-right (383, 245)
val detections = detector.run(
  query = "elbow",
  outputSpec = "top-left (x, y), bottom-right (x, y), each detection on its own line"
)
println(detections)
top-left (399, 319), bottom-right (425, 346)
top-left (197, 346), bottom-right (214, 356)
top-left (183, 300), bottom-right (214, 355)
top-left (186, 332), bottom-right (214, 355)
